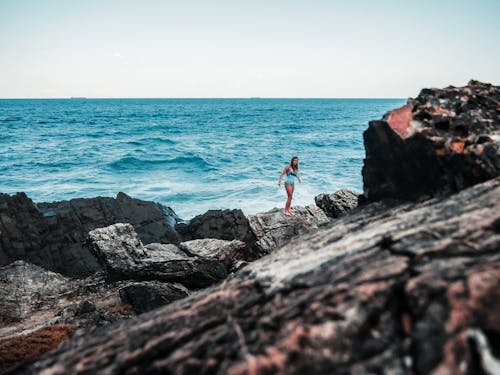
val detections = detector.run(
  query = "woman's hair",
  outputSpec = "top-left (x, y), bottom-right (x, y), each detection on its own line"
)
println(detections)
top-left (290, 156), bottom-right (299, 171)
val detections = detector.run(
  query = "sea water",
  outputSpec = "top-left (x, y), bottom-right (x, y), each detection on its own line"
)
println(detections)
top-left (0, 98), bottom-right (405, 219)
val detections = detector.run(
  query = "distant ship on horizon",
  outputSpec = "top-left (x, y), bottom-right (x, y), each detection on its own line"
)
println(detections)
top-left (70, 96), bottom-right (87, 99)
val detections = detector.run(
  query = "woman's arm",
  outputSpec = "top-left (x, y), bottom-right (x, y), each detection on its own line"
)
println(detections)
top-left (278, 166), bottom-right (289, 185)
top-left (296, 170), bottom-right (301, 183)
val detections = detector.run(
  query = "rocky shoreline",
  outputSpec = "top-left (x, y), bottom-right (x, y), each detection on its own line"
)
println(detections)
top-left (1, 80), bottom-right (499, 374)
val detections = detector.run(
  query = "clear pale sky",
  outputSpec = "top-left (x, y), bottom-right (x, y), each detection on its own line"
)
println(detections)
top-left (0, 0), bottom-right (498, 98)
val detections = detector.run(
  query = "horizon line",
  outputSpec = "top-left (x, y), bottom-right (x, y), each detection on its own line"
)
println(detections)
top-left (0, 96), bottom-right (407, 100)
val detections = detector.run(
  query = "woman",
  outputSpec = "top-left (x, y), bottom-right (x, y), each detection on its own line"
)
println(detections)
top-left (278, 156), bottom-right (301, 216)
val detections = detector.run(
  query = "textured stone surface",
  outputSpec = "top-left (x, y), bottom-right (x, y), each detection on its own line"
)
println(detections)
top-left (9, 176), bottom-right (500, 375)
top-left (314, 189), bottom-right (359, 218)
top-left (0, 262), bottom-right (134, 341)
top-left (179, 238), bottom-right (249, 272)
top-left (87, 223), bottom-right (227, 288)
top-left (248, 205), bottom-right (330, 254)
top-left (0, 191), bottom-right (182, 277)
top-left (362, 80), bottom-right (500, 201)
top-left (119, 281), bottom-right (189, 314)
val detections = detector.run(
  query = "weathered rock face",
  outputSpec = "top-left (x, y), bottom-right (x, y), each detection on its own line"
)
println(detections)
top-left (119, 281), bottom-right (189, 314)
top-left (314, 189), bottom-right (359, 218)
top-left (0, 191), bottom-right (182, 277)
top-left (179, 238), bottom-right (249, 272)
top-left (362, 80), bottom-right (500, 201)
top-left (10, 176), bottom-right (499, 375)
top-left (175, 209), bottom-right (256, 245)
top-left (87, 223), bottom-right (227, 288)
top-left (248, 205), bottom-right (330, 254)
top-left (0, 261), bottom-right (76, 324)
top-left (0, 262), bottom-right (134, 341)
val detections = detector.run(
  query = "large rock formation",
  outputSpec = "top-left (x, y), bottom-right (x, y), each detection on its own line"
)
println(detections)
top-left (9, 176), bottom-right (500, 375)
top-left (248, 205), bottom-right (330, 254)
top-left (362, 80), bottom-right (500, 201)
top-left (87, 223), bottom-right (227, 288)
top-left (0, 192), bottom-right (182, 277)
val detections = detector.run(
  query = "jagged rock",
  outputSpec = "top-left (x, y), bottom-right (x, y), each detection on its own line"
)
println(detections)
top-left (87, 223), bottom-right (227, 288)
top-left (362, 80), bottom-right (500, 201)
top-left (119, 282), bottom-right (189, 314)
top-left (175, 209), bottom-right (256, 245)
top-left (9, 176), bottom-right (500, 375)
top-left (179, 238), bottom-right (249, 272)
top-left (0, 191), bottom-right (183, 277)
top-left (247, 205), bottom-right (330, 254)
top-left (314, 189), bottom-right (359, 218)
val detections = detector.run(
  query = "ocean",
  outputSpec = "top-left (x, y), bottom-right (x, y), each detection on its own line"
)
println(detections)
top-left (0, 98), bottom-right (405, 220)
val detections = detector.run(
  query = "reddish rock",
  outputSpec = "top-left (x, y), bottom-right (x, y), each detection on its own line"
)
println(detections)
top-left (362, 80), bottom-right (500, 201)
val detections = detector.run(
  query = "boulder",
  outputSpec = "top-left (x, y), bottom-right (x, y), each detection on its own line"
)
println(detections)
top-left (248, 205), bottom-right (330, 254)
top-left (87, 223), bottom-right (227, 288)
top-left (175, 209), bottom-right (256, 246)
top-left (179, 238), bottom-right (249, 272)
top-left (0, 191), bottom-right (182, 277)
top-left (362, 80), bottom-right (500, 201)
top-left (10, 176), bottom-right (500, 375)
top-left (119, 282), bottom-right (189, 314)
top-left (314, 189), bottom-right (359, 218)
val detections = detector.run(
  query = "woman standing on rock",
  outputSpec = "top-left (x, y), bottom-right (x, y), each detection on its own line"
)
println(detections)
top-left (278, 156), bottom-right (301, 216)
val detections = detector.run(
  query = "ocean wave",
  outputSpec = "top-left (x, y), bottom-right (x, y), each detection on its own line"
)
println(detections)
top-left (107, 155), bottom-right (213, 171)
top-left (0, 116), bottom-right (22, 122)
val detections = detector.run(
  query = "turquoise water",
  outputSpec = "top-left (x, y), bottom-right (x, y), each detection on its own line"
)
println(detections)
top-left (0, 98), bottom-right (404, 219)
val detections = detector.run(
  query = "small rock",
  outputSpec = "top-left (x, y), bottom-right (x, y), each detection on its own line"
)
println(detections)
top-left (314, 189), bottom-right (359, 218)
top-left (119, 282), bottom-right (189, 314)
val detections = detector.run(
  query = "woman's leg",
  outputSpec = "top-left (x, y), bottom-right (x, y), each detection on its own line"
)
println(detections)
top-left (284, 182), bottom-right (293, 215)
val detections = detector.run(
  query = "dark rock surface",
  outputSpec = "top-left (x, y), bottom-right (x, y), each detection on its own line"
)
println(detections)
top-left (87, 223), bottom-right (227, 288)
top-left (362, 80), bottom-right (500, 201)
top-left (9, 176), bottom-right (500, 375)
top-left (0, 191), bottom-right (182, 277)
top-left (314, 189), bottom-right (359, 218)
top-left (119, 281), bottom-right (189, 314)
top-left (248, 205), bottom-right (330, 254)
top-left (175, 209), bottom-right (256, 245)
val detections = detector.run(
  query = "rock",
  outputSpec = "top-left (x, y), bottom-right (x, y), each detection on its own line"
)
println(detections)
top-left (175, 209), bottom-right (256, 245)
top-left (144, 243), bottom-right (190, 260)
top-left (10, 176), bottom-right (500, 375)
top-left (0, 191), bottom-right (183, 277)
top-left (362, 80), bottom-right (500, 201)
top-left (87, 223), bottom-right (227, 288)
top-left (248, 205), bottom-right (330, 254)
top-left (0, 261), bottom-right (76, 324)
top-left (179, 238), bottom-right (249, 272)
top-left (119, 281), bottom-right (189, 314)
top-left (314, 189), bottom-right (359, 218)
top-left (0, 261), bottom-right (134, 342)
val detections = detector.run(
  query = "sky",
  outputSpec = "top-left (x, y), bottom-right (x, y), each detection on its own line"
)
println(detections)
top-left (0, 0), bottom-right (499, 98)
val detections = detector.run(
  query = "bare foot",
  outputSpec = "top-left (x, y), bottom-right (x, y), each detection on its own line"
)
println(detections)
top-left (284, 210), bottom-right (292, 216)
